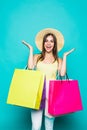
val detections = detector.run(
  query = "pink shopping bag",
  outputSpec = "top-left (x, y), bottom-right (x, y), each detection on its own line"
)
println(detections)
top-left (48, 80), bottom-right (83, 116)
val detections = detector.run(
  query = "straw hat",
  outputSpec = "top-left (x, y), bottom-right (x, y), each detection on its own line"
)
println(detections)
top-left (35, 28), bottom-right (64, 51)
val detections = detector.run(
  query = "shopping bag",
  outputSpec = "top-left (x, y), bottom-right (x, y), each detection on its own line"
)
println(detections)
top-left (24, 65), bottom-right (46, 110)
top-left (48, 80), bottom-right (83, 116)
top-left (7, 69), bottom-right (45, 110)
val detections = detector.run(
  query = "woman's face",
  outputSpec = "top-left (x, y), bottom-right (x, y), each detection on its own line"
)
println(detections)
top-left (44, 35), bottom-right (54, 53)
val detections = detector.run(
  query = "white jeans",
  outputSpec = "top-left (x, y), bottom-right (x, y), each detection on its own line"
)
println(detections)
top-left (31, 110), bottom-right (55, 130)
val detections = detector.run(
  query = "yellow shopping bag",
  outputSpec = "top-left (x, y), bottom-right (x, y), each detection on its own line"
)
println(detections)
top-left (7, 69), bottom-right (44, 109)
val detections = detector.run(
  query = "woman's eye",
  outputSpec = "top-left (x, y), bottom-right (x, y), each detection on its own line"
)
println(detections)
top-left (45, 40), bottom-right (54, 43)
top-left (45, 40), bottom-right (48, 42)
top-left (50, 40), bottom-right (54, 43)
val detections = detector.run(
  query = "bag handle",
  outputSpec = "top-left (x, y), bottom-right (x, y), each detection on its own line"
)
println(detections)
top-left (56, 71), bottom-right (69, 80)
top-left (24, 65), bottom-right (36, 70)
top-left (24, 65), bottom-right (28, 70)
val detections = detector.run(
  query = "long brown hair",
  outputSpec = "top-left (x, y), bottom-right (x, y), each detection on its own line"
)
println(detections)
top-left (37, 33), bottom-right (58, 62)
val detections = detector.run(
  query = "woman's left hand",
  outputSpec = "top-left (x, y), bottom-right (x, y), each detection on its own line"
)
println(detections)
top-left (64, 48), bottom-right (75, 56)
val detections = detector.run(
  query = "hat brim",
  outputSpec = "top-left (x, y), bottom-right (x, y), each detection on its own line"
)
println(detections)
top-left (35, 28), bottom-right (64, 51)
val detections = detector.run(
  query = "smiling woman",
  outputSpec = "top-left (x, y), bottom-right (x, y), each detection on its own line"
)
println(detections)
top-left (44, 35), bottom-right (55, 53)
top-left (22, 28), bottom-right (75, 130)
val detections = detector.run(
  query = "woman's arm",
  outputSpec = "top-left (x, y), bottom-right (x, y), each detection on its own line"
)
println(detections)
top-left (22, 40), bottom-right (40, 69)
top-left (58, 48), bottom-right (75, 76)
top-left (22, 40), bottom-right (34, 69)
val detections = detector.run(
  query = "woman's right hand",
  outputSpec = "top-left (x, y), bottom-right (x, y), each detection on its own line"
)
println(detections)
top-left (22, 40), bottom-right (33, 50)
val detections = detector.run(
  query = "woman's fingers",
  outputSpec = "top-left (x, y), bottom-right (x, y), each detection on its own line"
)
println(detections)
top-left (64, 48), bottom-right (76, 56)
top-left (22, 40), bottom-right (28, 45)
top-left (68, 48), bottom-right (76, 54)
top-left (22, 40), bottom-right (33, 50)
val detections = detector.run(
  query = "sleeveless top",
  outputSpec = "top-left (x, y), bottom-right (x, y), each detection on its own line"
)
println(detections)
top-left (36, 60), bottom-right (58, 117)
top-left (36, 60), bottom-right (58, 80)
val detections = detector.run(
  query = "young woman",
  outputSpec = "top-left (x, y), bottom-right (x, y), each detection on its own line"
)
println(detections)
top-left (22, 28), bottom-right (75, 130)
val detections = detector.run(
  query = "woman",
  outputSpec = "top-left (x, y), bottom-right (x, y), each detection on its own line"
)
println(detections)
top-left (22, 28), bottom-right (75, 130)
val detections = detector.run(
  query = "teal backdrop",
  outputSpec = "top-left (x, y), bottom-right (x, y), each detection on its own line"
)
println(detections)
top-left (0, 0), bottom-right (87, 130)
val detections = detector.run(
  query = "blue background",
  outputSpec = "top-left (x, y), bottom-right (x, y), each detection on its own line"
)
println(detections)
top-left (0, 0), bottom-right (87, 130)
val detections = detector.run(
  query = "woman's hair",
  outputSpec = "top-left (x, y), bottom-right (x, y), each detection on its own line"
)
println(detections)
top-left (37, 33), bottom-right (58, 63)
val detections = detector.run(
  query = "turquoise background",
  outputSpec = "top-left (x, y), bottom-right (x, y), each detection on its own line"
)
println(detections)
top-left (0, 0), bottom-right (87, 130)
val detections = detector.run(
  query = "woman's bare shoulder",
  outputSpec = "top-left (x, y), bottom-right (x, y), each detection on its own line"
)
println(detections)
top-left (58, 57), bottom-right (63, 63)
top-left (33, 54), bottom-right (41, 63)
top-left (34, 54), bottom-right (41, 59)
